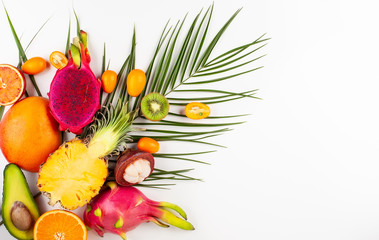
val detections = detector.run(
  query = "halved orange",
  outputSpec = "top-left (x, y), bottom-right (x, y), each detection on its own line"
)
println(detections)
top-left (33, 210), bottom-right (87, 240)
top-left (0, 64), bottom-right (25, 106)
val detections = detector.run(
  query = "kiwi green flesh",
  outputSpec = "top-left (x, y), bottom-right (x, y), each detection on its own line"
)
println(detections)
top-left (2, 164), bottom-right (40, 240)
top-left (141, 93), bottom-right (169, 121)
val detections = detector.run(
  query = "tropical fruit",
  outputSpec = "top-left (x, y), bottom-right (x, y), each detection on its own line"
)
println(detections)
top-left (0, 64), bottom-right (25, 106)
top-left (101, 70), bottom-right (118, 93)
top-left (37, 138), bottom-right (108, 210)
top-left (141, 92), bottom-right (169, 121)
top-left (48, 30), bottom-right (101, 134)
top-left (185, 102), bottom-right (210, 120)
top-left (84, 183), bottom-right (194, 239)
top-left (137, 137), bottom-right (160, 153)
top-left (33, 210), bottom-right (87, 240)
top-left (49, 51), bottom-right (68, 69)
top-left (0, 97), bottom-right (61, 172)
top-left (114, 149), bottom-right (155, 186)
top-left (2, 164), bottom-right (40, 240)
top-left (127, 69), bottom-right (146, 97)
top-left (21, 57), bottom-right (47, 75)
top-left (38, 105), bottom-right (138, 210)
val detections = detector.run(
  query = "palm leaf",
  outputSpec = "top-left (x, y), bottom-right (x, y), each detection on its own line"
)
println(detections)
top-left (65, 18), bottom-right (71, 57)
top-left (25, 17), bottom-right (51, 52)
top-left (3, 6), bottom-right (42, 96)
top-left (0, 106), bottom-right (4, 120)
top-left (168, 112), bottom-right (250, 119)
top-left (99, 43), bottom-right (106, 104)
top-left (127, 6), bottom-right (266, 185)
top-left (86, 5), bottom-right (267, 186)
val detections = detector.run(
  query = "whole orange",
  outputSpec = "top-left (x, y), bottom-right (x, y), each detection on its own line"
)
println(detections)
top-left (0, 97), bottom-right (62, 172)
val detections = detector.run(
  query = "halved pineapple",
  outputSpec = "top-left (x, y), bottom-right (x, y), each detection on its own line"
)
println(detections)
top-left (38, 138), bottom-right (108, 210)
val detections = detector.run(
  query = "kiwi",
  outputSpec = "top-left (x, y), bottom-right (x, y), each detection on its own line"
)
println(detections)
top-left (141, 92), bottom-right (170, 121)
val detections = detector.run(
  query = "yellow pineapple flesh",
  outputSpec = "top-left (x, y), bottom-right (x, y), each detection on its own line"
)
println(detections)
top-left (37, 138), bottom-right (108, 210)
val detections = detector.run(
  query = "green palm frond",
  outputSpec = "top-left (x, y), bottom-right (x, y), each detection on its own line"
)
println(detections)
top-left (127, 6), bottom-right (267, 185)
top-left (0, 106), bottom-right (4, 120)
top-left (99, 43), bottom-right (107, 104)
top-left (3, 6), bottom-right (45, 97)
top-left (84, 5), bottom-right (267, 187)
top-left (65, 18), bottom-right (71, 57)
top-left (0, 6), bottom-right (51, 120)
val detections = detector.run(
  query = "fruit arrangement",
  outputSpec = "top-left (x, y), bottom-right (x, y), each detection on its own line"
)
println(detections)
top-left (0, 4), bottom-right (268, 240)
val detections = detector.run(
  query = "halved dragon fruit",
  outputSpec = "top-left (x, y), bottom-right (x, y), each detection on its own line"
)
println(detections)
top-left (48, 30), bottom-right (101, 134)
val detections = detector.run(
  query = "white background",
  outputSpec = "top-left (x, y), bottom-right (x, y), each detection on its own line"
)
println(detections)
top-left (1, 0), bottom-right (379, 239)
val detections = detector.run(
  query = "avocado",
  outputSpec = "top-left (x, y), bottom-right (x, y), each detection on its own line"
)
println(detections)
top-left (2, 164), bottom-right (40, 240)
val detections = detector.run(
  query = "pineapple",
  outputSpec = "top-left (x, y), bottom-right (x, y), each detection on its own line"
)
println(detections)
top-left (38, 104), bottom-right (137, 210)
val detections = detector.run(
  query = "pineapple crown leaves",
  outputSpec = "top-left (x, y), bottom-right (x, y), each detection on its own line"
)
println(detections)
top-left (87, 102), bottom-right (138, 158)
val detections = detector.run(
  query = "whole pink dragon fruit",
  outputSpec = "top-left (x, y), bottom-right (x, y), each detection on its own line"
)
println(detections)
top-left (84, 182), bottom-right (194, 239)
top-left (48, 30), bottom-right (101, 134)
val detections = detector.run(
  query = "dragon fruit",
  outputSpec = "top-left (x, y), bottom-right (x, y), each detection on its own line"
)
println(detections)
top-left (48, 30), bottom-right (101, 134)
top-left (84, 182), bottom-right (194, 239)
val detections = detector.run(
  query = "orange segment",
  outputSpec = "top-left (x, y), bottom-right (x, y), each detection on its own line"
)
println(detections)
top-left (0, 64), bottom-right (25, 106)
top-left (33, 210), bottom-right (87, 240)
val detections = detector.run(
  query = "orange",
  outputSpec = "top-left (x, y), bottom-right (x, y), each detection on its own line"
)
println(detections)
top-left (0, 64), bottom-right (25, 106)
top-left (50, 51), bottom-right (68, 69)
top-left (0, 97), bottom-right (62, 172)
top-left (34, 210), bottom-right (87, 240)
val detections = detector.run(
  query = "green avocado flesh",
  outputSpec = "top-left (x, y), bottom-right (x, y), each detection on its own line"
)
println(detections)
top-left (2, 164), bottom-right (40, 240)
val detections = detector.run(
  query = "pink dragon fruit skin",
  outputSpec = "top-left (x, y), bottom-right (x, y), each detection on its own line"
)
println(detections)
top-left (48, 31), bottom-right (101, 135)
top-left (84, 182), bottom-right (194, 239)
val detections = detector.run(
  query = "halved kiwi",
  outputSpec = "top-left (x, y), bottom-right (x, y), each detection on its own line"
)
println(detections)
top-left (141, 92), bottom-right (170, 121)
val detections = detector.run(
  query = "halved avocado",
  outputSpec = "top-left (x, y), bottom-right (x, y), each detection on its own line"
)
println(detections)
top-left (2, 164), bottom-right (40, 240)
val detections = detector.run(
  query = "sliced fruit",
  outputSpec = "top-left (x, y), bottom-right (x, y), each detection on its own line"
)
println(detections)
top-left (33, 210), bottom-right (87, 240)
top-left (141, 92), bottom-right (169, 121)
top-left (0, 64), bottom-right (25, 106)
top-left (49, 51), bottom-right (68, 69)
top-left (48, 31), bottom-right (101, 135)
top-left (37, 138), bottom-right (108, 210)
top-left (101, 70), bottom-right (118, 93)
top-left (185, 102), bottom-right (210, 120)
top-left (115, 149), bottom-right (155, 186)
top-left (127, 69), bottom-right (146, 97)
top-left (2, 164), bottom-right (40, 240)
top-left (137, 137), bottom-right (159, 153)
top-left (21, 57), bottom-right (47, 75)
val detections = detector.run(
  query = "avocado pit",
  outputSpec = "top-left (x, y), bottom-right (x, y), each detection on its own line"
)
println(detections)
top-left (10, 201), bottom-right (34, 231)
